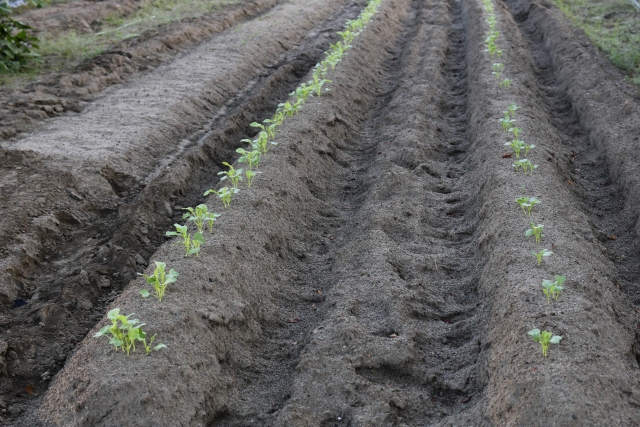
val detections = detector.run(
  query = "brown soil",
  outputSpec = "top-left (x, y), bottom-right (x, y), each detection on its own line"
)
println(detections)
top-left (15, 0), bottom-right (144, 34)
top-left (2, 0), bottom-right (640, 425)
top-left (0, 0), bottom-right (271, 140)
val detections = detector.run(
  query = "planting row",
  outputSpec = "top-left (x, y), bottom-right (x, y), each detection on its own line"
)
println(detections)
top-left (92, 0), bottom-right (385, 356)
top-left (482, 0), bottom-right (563, 357)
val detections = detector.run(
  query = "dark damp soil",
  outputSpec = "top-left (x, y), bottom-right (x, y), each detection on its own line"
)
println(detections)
top-left (3, 0), bottom-right (640, 425)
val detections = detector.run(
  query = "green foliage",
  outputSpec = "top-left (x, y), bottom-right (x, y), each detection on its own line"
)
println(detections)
top-left (94, 308), bottom-right (166, 355)
top-left (166, 223), bottom-right (203, 257)
top-left (500, 116), bottom-right (515, 133)
top-left (182, 204), bottom-right (220, 234)
top-left (551, 0), bottom-right (640, 86)
top-left (512, 158), bottom-right (537, 173)
top-left (205, 186), bottom-right (239, 208)
top-left (542, 275), bottom-right (566, 304)
top-left (528, 328), bottom-right (562, 357)
top-left (139, 261), bottom-right (178, 302)
top-left (499, 78), bottom-right (511, 88)
top-left (525, 223), bottom-right (544, 243)
top-left (509, 126), bottom-right (523, 139)
top-left (0, 0), bottom-right (43, 73)
top-left (217, 162), bottom-right (243, 188)
top-left (236, 147), bottom-right (261, 170)
top-left (532, 248), bottom-right (553, 266)
top-left (245, 169), bottom-right (260, 188)
top-left (515, 196), bottom-right (540, 215)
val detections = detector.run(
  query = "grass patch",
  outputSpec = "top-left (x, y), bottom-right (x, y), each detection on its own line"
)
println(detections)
top-left (2, 0), bottom-right (241, 83)
top-left (551, 0), bottom-right (640, 86)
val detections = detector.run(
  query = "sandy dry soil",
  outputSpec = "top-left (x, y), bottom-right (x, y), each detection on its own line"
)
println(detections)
top-left (2, 0), bottom-right (640, 425)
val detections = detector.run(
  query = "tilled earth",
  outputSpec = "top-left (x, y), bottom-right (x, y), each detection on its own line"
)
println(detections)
top-left (1, 0), bottom-right (640, 425)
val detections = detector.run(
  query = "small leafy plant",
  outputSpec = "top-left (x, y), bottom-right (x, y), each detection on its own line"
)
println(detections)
top-left (500, 116), bottom-right (515, 133)
top-left (525, 223), bottom-right (544, 243)
top-left (492, 62), bottom-right (505, 79)
top-left (515, 196), bottom-right (540, 215)
top-left (139, 261), bottom-right (178, 302)
top-left (236, 147), bottom-right (261, 170)
top-left (532, 248), bottom-right (553, 266)
top-left (189, 232), bottom-right (205, 257)
top-left (243, 131), bottom-right (277, 154)
top-left (505, 139), bottom-right (524, 158)
top-left (509, 126), bottom-right (523, 139)
top-left (499, 78), bottom-right (511, 89)
top-left (182, 204), bottom-right (219, 234)
top-left (205, 186), bottom-right (239, 208)
top-left (94, 308), bottom-right (166, 355)
top-left (513, 158), bottom-right (537, 173)
top-left (166, 224), bottom-right (192, 256)
top-left (246, 170), bottom-right (260, 187)
top-left (218, 162), bottom-right (243, 187)
top-left (506, 103), bottom-right (519, 116)
top-left (542, 275), bottom-right (566, 303)
top-left (528, 329), bottom-right (562, 357)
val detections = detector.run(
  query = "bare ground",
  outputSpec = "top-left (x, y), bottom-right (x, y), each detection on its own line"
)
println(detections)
top-left (2, 0), bottom-right (640, 425)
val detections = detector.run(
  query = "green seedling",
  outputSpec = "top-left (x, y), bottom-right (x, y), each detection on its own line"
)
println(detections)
top-left (524, 143), bottom-right (535, 156)
top-left (515, 196), bottom-right (540, 215)
top-left (314, 62), bottom-right (329, 78)
top-left (492, 62), bottom-right (504, 79)
top-left (338, 29), bottom-right (356, 44)
top-left (507, 103), bottom-right (519, 116)
top-left (217, 162), bottom-right (243, 188)
top-left (499, 78), bottom-right (511, 88)
top-left (143, 335), bottom-right (166, 355)
top-left (236, 147), bottom-right (261, 170)
top-left (94, 308), bottom-right (166, 355)
top-left (500, 116), bottom-right (515, 132)
top-left (309, 73), bottom-right (332, 96)
top-left (513, 158), bottom-right (537, 173)
top-left (542, 275), bottom-right (566, 303)
top-left (182, 204), bottom-right (219, 234)
top-left (525, 223), bottom-right (544, 243)
top-left (533, 248), bottom-right (553, 266)
top-left (166, 224), bottom-right (192, 256)
top-left (528, 329), bottom-right (562, 357)
top-left (277, 101), bottom-right (300, 117)
top-left (509, 126), bottom-right (523, 139)
top-left (272, 109), bottom-right (285, 126)
top-left (188, 232), bottom-right (204, 257)
top-left (139, 261), bottom-right (178, 302)
top-left (291, 83), bottom-right (315, 102)
top-left (250, 120), bottom-right (277, 140)
top-left (486, 42), bottom-right (498, 57)
top-left (204, 186), bottom-right (239, 208)
top-left (505, 139), bottom-right (525, 158)
top-left (243, 131), bottom-right (277, 154)
top-left (245, 170), bottom-right (261, 188)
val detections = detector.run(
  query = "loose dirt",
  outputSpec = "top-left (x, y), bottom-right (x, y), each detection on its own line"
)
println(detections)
top-left (2, 0), bottom-right (640, 425)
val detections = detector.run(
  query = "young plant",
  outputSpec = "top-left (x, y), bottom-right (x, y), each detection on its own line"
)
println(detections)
top-left (512, 158), bottom-right (537, 173)
top-left (505, 139), bottom-right (525, 158)
top-left (542, 275), bottom-right (566, 303)
top-left (291, 83), bottom-right (315, 102)
top-left (243, 131), bottom-right (277, 154)
top-left (188, 232), bottom-right (204, 257)
top-left (525, 223), bottom-right (544, 243)
top-left (245, 170), bottom-right (261, 188)
top-left (217, 162), bottom-right (243, 188)
top-left (532, 248), bottom-right (553, 266)
top-left (236, 147), bottom-right (261, 170)
top-left (250, 120), bottom-right (277, 140)
top-left (500, 116), bottom-right (515, 133)
top-left (309, 73), bottom-right (332, 96)
top-left (515, 196), bottom-right (540, 215)
top-left (499, 78), bottom-right (512, 88)
top-left (509, 126), bottom-right (523, 139)
top-left (166, 224), bottom-right (192, 256)
top-left (94, 308), bottom-right (166, 355)
top-left (205, 186), bottom-right (239, 208)
top-left (528, 329), bottom-right (562, 357)
top-left (506, 103), bottom-right (519, 116)
top-left (492, 62), bottom-right (504, 79)
top-left (182, 204), bottom-right (217, 234)
top-left (139, 261), bottom-right (178, 301)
